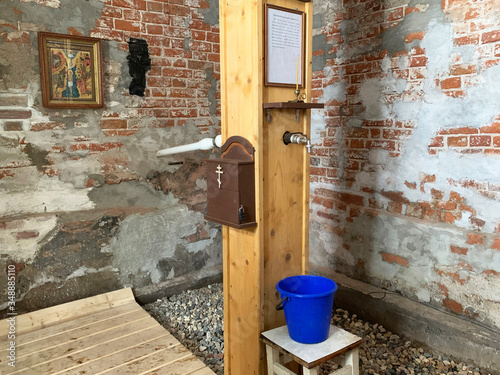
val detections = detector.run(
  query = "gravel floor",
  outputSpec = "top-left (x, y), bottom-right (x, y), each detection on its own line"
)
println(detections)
top-left (144, 283), bottom-right (492, 375)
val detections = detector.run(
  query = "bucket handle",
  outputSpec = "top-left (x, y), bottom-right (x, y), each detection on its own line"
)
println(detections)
top-left (276, 296), bottom-right (288, 311)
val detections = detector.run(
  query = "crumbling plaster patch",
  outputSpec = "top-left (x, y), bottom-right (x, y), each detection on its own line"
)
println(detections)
top-left (0, 215), bottom-right (58, 262)
top-left (101, 192), bottom-right (219, 286)
top-left (358, 60), bottom-right (407, 120)
top-left (2, 0), bottom-right (105, 35)
top-left (436, 263), bottom-right (500, 327)
top-left (311, 80), bottom-right (345, 145)
top-left (324, 211), bottom-right (500, 323)
top-left (0, 42), bottom-right (38, 91)
top-left (354, 20), bottom-right (500, 232)
top-left (205, 68), bottom-right (219, 127)
top-left (382, 0), bottom-right (445, 55)
top-left (0, 167), bottom-right (94, 216)
top-left (0, 265), bottom-right (117, 312)
top-left (88, 180), bottom-right (169, 209)
top-left (19, 0), bottom-right (60, 9)
top-left (198, 0), bottom-right (219, 26)
top-left (312, 34), bottom-right (337, 72)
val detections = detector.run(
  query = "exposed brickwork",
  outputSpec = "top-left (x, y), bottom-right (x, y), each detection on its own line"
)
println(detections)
top-left (89, 0), bottom-right (220, 134)
top-left (379, 252), bottom-right (409, 267)
top-left (429, 120), bottom-right (500, 154)
top-left (0, 0), bottom-right (221, 187)
top-left (442, 298), bottom-right (464, 314)
top-left (466, 233), bottom-right (484, 245)
top-left (0, 110), bottom-right (31, 119)
top-left (311, 0), bottom-right (500, 330)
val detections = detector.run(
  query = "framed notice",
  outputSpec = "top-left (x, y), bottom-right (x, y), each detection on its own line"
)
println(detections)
top-left (38, 32), bottom-right (103, 108)
top-left (265, 4), bottom-right (305, 88)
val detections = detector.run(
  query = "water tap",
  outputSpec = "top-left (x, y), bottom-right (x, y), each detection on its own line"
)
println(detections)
top-left (283, 131), bottom-right (312, 154)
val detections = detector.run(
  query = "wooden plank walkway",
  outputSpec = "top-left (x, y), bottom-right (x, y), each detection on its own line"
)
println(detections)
top-left (0, 288), bottom-right (216, 375)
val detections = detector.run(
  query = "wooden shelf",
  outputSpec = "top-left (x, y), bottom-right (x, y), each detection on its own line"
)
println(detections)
top-left (263, 102), bottom-right (324, 123)
top-left (263, 102), bottom-right (324, 109)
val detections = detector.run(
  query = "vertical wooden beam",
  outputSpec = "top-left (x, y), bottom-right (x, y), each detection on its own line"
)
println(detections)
top-left (220, 1), bottom-right (314, 373)
top-left (220, 2), bottom-right (265, 374)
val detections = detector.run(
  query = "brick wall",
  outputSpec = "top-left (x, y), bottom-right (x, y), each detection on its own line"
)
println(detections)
top-left (0, 0), bottom-right (222, 314)
top-left (311, 0), bottom-right (500, 331)
top-left (91, 0), bottom-right (221, 134)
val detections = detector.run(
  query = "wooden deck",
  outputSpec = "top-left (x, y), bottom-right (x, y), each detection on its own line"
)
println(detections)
top-left (0, 288), bottom-right (216, 375)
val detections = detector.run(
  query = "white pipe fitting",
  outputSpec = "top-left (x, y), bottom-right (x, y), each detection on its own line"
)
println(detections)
top-left (156, 135), bottom-right (222, 157)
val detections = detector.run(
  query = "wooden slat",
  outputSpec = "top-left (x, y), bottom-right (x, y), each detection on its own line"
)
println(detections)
top-left (58, 329), bottom-right (180, 375)
top-left (0, 288), bottom-right (135, 336)
top-left (98, 345), bottom-right (194, 374)
top-left (138, 354), bottom-right (207, 375)
top-left (14, 326), bottom-right (173, 375)
top-left (0, 302), bottom-right (137, 344)
top-left (15, 303), bottom-right (144, 348)
top-left (274, 362), bottom-right (296, 375)
top-left (16, 308), bottom-right (151, 357)
top-left (10, 315), bottom-right (156, 371)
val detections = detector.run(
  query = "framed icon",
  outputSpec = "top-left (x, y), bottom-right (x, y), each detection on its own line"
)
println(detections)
top-left (38, 32), bottom-right (104, 108)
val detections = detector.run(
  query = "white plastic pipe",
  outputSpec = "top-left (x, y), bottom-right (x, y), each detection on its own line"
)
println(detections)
top-left (156, 135), bottom-right (222, 157)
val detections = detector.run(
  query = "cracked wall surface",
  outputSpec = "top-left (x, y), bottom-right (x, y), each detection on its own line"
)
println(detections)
top-left (0, 0), bottom-right (221, 315)
top-left (311, 0), bottom-right (500, 332)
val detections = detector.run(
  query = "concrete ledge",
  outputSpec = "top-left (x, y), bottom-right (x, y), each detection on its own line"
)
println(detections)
top-left (134, 265), bottom-right (223, 305)
top-left (312, 266), bottom-right (500, 374)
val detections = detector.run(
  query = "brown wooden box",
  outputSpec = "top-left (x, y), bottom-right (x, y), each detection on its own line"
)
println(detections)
top-left (205, 158), bottom-right (256, 229)
top-left (204, 136), bottom-right (257, 229)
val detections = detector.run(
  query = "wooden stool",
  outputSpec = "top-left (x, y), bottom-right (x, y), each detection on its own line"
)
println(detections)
top-left (260, 325), bottom-right (362, 375)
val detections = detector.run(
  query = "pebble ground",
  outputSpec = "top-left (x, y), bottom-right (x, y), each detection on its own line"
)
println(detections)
top-left (144, 283), bottom-right (493, 375)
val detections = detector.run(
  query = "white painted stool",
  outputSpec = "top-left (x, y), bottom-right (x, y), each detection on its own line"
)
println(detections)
top-left (260, 325), bottom-right (362, 375)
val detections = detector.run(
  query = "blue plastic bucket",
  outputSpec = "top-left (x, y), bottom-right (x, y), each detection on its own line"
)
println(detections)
top-left (276, 275), bottom-right (337, 344)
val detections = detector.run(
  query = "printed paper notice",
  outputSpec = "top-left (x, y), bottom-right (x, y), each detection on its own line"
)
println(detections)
top-left (266, 7), bottom-right (303, 86)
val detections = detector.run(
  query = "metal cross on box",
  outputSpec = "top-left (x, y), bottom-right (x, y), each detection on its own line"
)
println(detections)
top-left (216, 165), bottom-right (223, 188)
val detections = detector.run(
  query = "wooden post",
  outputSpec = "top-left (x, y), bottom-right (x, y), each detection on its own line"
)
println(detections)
top-left (219, 1), bottom-right (314, 373)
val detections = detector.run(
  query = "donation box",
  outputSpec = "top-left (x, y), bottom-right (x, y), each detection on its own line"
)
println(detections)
top-left (205, 136), bottom-right (257, 229)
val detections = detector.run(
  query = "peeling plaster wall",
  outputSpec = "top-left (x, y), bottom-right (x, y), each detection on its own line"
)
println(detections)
top-left (0, 0), bottom-right (221, 315)
top-left (311, 0), bottom-right (500, 331)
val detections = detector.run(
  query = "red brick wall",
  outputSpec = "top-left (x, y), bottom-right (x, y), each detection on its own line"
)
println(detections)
top-left (90, 0), bottom-right (220, 135)
top-left (311, 0), bottom-right (500, 330)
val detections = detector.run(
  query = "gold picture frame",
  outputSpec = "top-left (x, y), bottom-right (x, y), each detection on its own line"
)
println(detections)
top-left (38, 32), bottom-right (104, 108)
